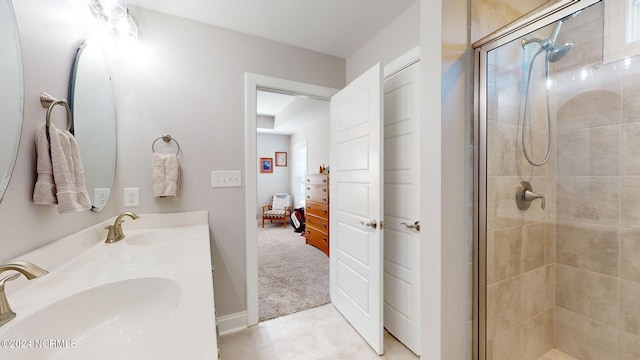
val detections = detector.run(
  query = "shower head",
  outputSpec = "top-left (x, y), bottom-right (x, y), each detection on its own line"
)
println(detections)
top-left (547, 42), bottom-right (573, 62)
top-left (522, 9), bottom-right (579, 51)
top-left (544, 42), bottom-right (573, 77)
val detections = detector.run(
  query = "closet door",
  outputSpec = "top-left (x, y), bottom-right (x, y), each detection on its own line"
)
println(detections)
top-left (383, 60), bottom-right (421, 355)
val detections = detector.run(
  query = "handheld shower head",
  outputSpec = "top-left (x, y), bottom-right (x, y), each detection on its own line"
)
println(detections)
top-left (547, 42), bottom-right (573, 62)
top-left (521, 17), bottom-right (575, 77)
top-left (519, 9), bottom-right (581, 167)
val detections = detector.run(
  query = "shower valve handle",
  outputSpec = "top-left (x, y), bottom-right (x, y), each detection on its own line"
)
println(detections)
top-left (516, 181), bottom-right (545, 210)
top-left (524, 190), bottom-right (545, 209)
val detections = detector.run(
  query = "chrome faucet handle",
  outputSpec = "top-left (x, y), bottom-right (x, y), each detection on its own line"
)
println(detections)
top-left (524, 190), bottom-right (545, 209)
top-left (516, 181), bottom-right (545, 210)
top-left (105, 225), bottom-right (117, 243)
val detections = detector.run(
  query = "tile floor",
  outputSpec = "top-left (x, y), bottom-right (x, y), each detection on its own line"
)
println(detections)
top-left (219, 304), bottom-right (418, 360)
top-left (537, 349), bottom-right (578, 360)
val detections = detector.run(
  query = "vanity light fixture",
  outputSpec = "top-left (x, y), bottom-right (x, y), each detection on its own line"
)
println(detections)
top-left (88, 0), bottom-right (138, 41)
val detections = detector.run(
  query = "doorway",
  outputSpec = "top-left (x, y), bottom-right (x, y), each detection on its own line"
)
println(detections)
top-left (245, 48), bottom-right (421, 355)
top-left (245, 74), bottom-right (338, 326)
top-left (255, 90), bottom-right (331, 321)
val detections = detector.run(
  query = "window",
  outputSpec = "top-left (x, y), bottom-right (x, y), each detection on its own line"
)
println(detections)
top-left (293, 142), bottom-right (307, 208)
top-left (605, 0), bottom-right (640, 62)
top-left (628, 0), bottom-right (640, 43)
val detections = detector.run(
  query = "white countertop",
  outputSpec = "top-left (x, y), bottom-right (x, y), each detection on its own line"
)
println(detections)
top-left (0, 211), bottom-right (217, 359)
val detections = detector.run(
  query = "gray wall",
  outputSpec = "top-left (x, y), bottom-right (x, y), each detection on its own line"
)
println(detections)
top-left (113, 7), bottom-right (345, 317)
top-left (346, 1), bottom-right (420, 82)
top-left (440, 0), bottom-right (471, 358)
top-left (287, 102), bottom-right (330, 180)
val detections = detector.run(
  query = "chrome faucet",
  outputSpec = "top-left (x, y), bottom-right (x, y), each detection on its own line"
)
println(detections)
top-left (105, 212), bottom-right (140, 243)
top-left (0, 260), bottom-right (48, 327)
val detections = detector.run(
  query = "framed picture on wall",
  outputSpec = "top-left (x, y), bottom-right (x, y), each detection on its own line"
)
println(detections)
top-left (260, 158), bottom-right (273, 173)
top-left (275, 152), bottom-right (287, 166)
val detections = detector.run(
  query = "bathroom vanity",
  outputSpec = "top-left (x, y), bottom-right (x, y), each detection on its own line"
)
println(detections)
top-left (0, 211), bottom-right (217, 359)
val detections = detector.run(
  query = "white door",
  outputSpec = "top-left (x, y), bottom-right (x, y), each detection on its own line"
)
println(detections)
top-left (330, 63), bottom-right (384, 355)
top-left (383, 61), bottom-right (421, 355)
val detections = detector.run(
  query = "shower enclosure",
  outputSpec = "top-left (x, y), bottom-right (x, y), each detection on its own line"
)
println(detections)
top-left (474, 0), bottom-right (640, 359)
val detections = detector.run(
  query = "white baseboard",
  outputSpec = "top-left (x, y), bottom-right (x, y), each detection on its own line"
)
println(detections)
top-left (217, 311), bottom-right (248, 336)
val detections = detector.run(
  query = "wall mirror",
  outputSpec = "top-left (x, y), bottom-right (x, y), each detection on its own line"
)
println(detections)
top-left (69, 41), bottom-right (117, 212)
top-left (0, 0), bottom-right (25, 203)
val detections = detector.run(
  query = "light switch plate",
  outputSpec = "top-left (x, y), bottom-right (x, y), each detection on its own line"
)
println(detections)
top-left (211, 171), bottom-right (242, 188)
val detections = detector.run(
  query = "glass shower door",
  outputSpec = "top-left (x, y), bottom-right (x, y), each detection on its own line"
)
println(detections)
top-left (476, 0), bottom-right (640, 358)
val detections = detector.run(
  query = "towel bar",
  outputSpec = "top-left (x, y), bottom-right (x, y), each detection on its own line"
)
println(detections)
top-left (152, 134), bottom-right (181, 155)
top-left (40, 92), bottom-right (72, 131)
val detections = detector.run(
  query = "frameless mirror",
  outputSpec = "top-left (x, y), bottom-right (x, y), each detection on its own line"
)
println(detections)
top-left (69, 41), bottom-right (117, 212)
top-left (0, 0), bottom-right (24, 203)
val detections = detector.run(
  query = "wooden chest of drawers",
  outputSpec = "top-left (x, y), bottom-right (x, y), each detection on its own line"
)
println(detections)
top-left (305, 174), bottom-right (329, 256)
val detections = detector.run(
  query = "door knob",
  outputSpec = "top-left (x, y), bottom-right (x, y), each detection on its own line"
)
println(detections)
top-left (360, 220), bottom-right (377, 229)
top-left (401, 221), bottom-right (420, 232)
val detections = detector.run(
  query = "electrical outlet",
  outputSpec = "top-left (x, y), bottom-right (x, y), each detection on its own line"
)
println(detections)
top-left (93, 188), bottom-right (111, 211)
top-left (124, 187), bottom-right (139, 207)
top-left (211, 171), bottom-right (242, 188)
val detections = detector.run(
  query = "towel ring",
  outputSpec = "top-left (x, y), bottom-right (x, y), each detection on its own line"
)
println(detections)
top-left (40, 92), bottom-right (72, 131)
top-left (152, 134), bottom-right (181, 155)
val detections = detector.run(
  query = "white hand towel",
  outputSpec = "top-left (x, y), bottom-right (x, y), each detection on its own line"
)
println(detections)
top-left (152, 152), bottom-right (180, 199)
top-left (48, 123), bottom-right (92, 213)
top-left (33, 123), bottom-right (57, 204)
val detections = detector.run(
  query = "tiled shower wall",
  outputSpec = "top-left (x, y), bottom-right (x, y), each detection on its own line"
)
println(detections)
top-left (552, 3), bottom-right (640, 359)
top-left (481, 1), bottom-right (640, 359)
top-left (471, 0), bottom-right (549, 43)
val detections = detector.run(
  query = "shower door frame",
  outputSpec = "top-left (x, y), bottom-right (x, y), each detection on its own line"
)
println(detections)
top-left (472, 1), bottom-right (601, 359)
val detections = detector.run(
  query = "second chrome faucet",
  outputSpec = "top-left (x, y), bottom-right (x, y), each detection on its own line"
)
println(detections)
top-left (0, 260), bottom-right (48, 327)
top-left (105, 212), bottom-right (140, 243)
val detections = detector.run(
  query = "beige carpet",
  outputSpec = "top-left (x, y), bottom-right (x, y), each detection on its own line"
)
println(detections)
top-left (258, 222), bottom-right (330, 321)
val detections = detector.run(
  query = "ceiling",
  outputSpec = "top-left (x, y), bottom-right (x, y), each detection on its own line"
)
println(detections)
top-left (126, 0), bottom-right (417, 58)
top-left (256, 91), bottom-right (296, 117)
top-left (256, 91), bottom-right (329, 135)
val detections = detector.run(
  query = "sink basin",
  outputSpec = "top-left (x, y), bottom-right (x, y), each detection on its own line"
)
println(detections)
top-left (0, 277), bottom-right (181, 359)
